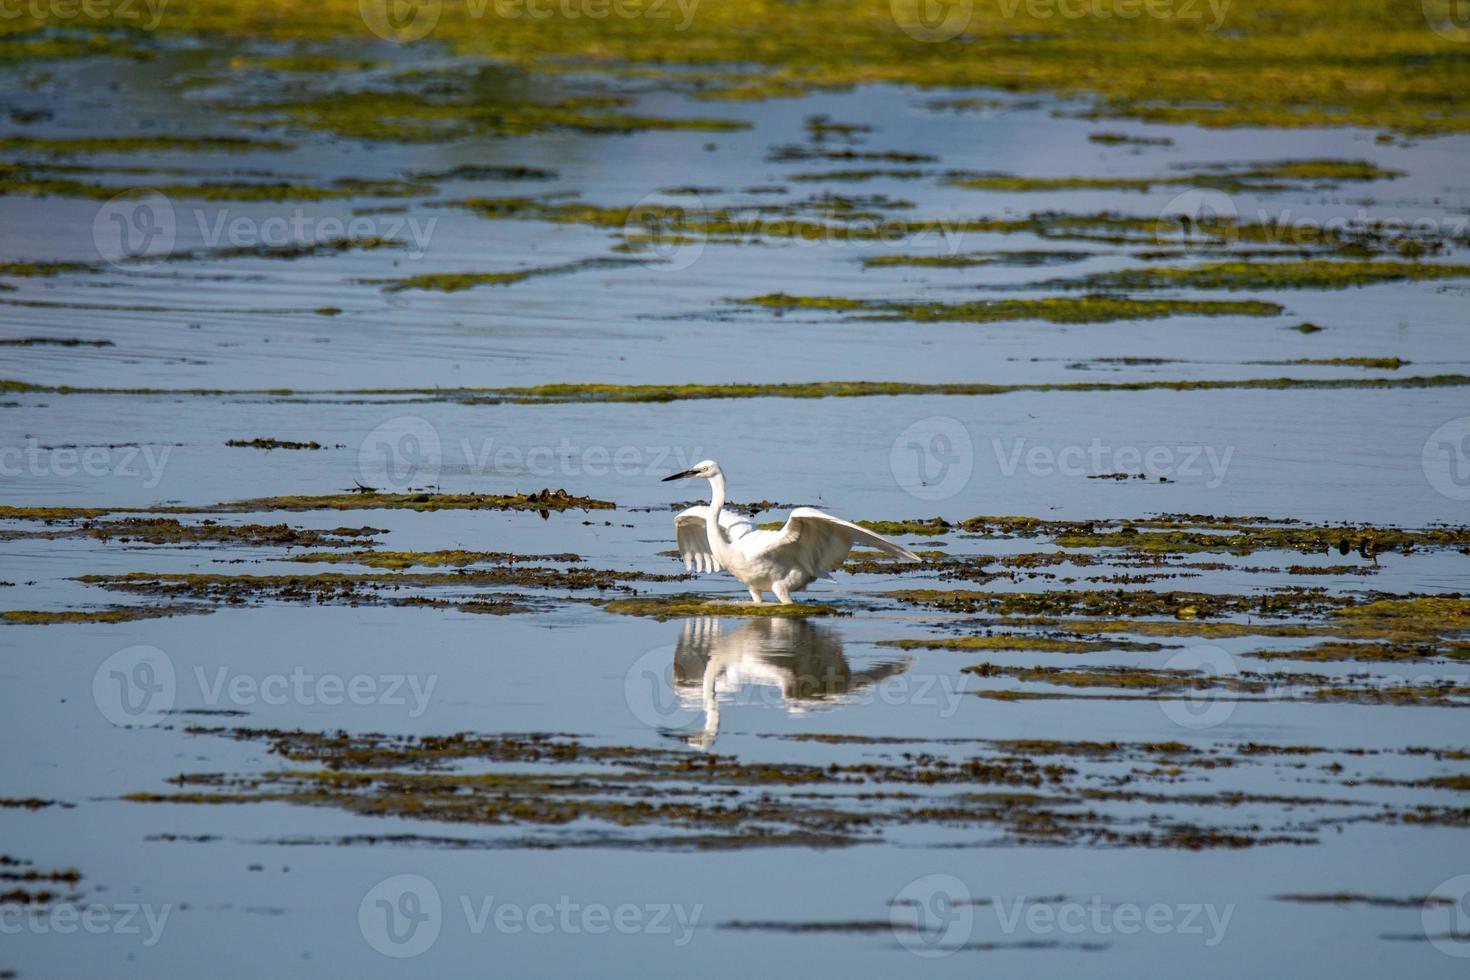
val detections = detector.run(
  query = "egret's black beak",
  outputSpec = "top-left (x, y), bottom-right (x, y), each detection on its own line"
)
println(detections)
top-left (661, 469), bottom-right (697, 482)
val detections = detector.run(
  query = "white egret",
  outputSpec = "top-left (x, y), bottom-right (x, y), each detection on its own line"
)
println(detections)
top-left (661, 459), bottom-right (921, 604)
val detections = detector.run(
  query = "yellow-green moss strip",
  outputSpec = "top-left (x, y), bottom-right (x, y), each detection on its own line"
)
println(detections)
top-left (8, 375), bottom-right (1469, 406)
top-left (740, 292), bottom-right (1284, 323)
top-left (12, 0), bottom-right (1470, 134)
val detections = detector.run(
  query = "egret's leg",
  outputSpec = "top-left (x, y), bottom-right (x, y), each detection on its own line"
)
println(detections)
top-left (748, 587), bottom-right (763, 604)
top-left (772, 583), bottom-right (795, 605)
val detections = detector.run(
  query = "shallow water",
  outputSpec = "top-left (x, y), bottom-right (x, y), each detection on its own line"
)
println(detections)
top-left (2, 39), bottom-right (1469, 979)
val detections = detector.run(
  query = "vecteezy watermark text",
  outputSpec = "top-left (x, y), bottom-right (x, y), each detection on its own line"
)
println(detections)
top-left (992, 437), bottom-right (1234, 487)
top-left (359, 0), bottom-right (699, 44)
top-left (0, 902), bottom-right (171, 947)
top-left (359, 414), bottom-right (708, 491)
top-left (92, 645), bottom-right (437, 726)
top-left (92, 194), bottom-right (436, 270)
top-left (1, 439), bottom-right (171, 489)
top-left (0, 0), bottom-right (167, 30)
top-left (358, 875), bottom-right (701, 958)
top-left (890, 874), bottom-right (1234, 956)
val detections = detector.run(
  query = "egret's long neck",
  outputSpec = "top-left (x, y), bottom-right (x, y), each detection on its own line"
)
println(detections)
top-left (704, 472), bottom-right (732, 561)
top-left (706, 472), bottom-right (726, 526)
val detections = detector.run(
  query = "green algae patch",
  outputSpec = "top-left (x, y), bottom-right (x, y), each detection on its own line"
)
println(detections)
top-left (0, 336), bottom-right (112, 346)
top-left (370, 257), bottom-right (643, 293)
top-left (287, 549), bottom-right (581, 570)
top-left (862, 250), bottom-right (1094, 269)
top-left (879, 635), bottom-right (1167, 653)
top-left (452, 198), bottom-right (1464, 257)
top-left (1248, 641), bottom-right (1470, 663)
top-left (1088, 132), bottom-right (1173, 147)
top-left (79, 518), bottom-right (379, 548)
top-left (226, 438), bottom-right (331, 450)
top-left (0, 161), bottom-right (431, 202)
top-left (1, 606), bottom-right (208, 625)
top-left (208, 489), bottom-right (615, 514)
top-left (9, 375), bottom-right (1470, 406)
top-left (225, 84), bottom-right (749, 143)
top-left (17, 0), bottom-right (1470, 135)
top-left (740, 293), bottom-right (1284, 324)
top-left (1332, 596), bottom-right (1470, 637)
top-left (1, 237), bottom-right (401, 280)
top-left (0, 260), bottom-right (99, 278)
top-left (0, 135), bottom-right (295, 155)
top-left (1046, 260), bottom-right (1470, 292)
top-left (123, 724), bottom-right (1433, 851)
top-left (1257, 357), bottom-right (1405, 370)
top-left (967, 661), bottom-right (1263, 692)
top-left (768, 146), bottom-right (937, 164)
top-left (1051, 522), bottom-right (1470, 557)
top-left (855, 518), bottom-right (952, 537)
top-left (788, 168), bottom-right (928, 182)
top-left (2, 491), bottom-right (609, 522)
top-left (1, 517), bottom-right (381, 549)
top-left (243, 53), bottom-right (383, 73)
top-left (603, 594), bottom-right (848, 621)
top-left (968, 662), bottom-right (1470, 706)
top-left (948, 160), bottom-right (1402, 194)
top-left (890, 587), bottom-right (1349, 620)
top-left (0, 505), bottom-right (110, 520)
top-left (79, 563), bottom-right (672, 607)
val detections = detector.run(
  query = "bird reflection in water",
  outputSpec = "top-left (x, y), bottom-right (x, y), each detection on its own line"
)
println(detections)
top-left (672, 617), bottom-right (912, 749)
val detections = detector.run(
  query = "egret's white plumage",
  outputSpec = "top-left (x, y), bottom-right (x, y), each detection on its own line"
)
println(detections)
top-left (674, 507), bottom-right (754, 573)
top-left (663, 459), bottom-right (921, 604)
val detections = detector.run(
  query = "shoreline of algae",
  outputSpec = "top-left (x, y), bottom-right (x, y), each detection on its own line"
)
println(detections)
top-left (5, 375), bottom-right (1468, 406)
top-left (6, 1), bottom-right (1470, 135)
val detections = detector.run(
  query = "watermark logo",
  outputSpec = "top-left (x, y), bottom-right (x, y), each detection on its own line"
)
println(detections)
top-left (92, 645), bottom-right (176, 727)
top-left (891, 873), bottom-right (974, 956)
top-left (360, 874), bottom-right (443, 958)
top-left (1423, 0), bottom-right (1470, 42)
top-left (1159, 645), bottom-right (1237, 729)
top-left (624, 645), bottom-right (700, 730)
top-left (622, 192), bottom-right (707, 272)
top-left (359, 416), bottom-right (442, 490)
top-left (92, 192), bottom-right (175, 270)
top-left (360, 0), bottom-right (443, 41)
top-left (891, 0), bottom-right (973, 41)
top-left (1423, 417), bottom-right (1470, 501)
top-left (1155, 188), bottom-right (1238, 249)
top-left (359, 876), bottom-right (702, 954)
top-left (890, 416), bottom-right (974, 501)
top-left (1423, 874), bottom-right (1470, 957)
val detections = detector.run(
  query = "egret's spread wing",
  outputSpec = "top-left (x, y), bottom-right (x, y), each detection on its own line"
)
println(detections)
top-left (769, 507), bottom-right (921, 579)
top-left (674, 507), bottom-right (754, 573)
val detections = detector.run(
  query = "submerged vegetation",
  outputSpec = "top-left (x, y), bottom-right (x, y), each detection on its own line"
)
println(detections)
top-left (6, 375), bottom-right (1470, 405)
top-left (739, 292), bottom-right (1285, 323)
top-left (948, 160), bottom-right (1403, 194)
top-left (370, 257), bottom-right (644, 292)
top-left (603, 595), bottom-right (848, 620)
top-left (121, 724), bottom-right (1470, 851)
top-left (1043, 260), bottom-right (1470, 292)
